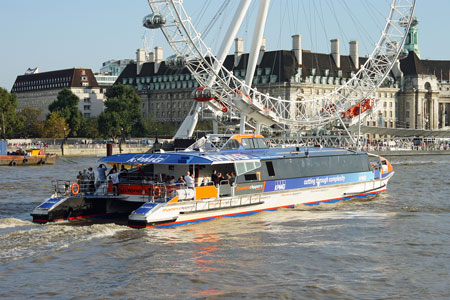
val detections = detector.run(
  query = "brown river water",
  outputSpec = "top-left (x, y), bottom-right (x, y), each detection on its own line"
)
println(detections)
top-left (0, 155), bottom-right (449, 299)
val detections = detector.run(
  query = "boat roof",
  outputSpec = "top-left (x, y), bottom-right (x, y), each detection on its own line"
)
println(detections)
top-left (99, 146), bottom-right (363, 165)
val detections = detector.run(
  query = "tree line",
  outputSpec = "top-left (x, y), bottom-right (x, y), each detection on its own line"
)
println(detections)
top-left (0, 84), bottom-right (211, 141)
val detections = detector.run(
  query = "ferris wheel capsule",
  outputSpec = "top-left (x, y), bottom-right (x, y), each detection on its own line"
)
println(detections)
top-left (143, 14), bottom-right (166, 29)
top-left (192, 87), bottom-right (215, 102)
top-left (166, 55), bottom-right (187, 69)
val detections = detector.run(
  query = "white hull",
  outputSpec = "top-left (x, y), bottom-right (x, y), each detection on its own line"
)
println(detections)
top-left (129, 173), bottom-right (392, 228)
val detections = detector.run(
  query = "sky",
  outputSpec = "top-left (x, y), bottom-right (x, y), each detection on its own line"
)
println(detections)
top-left (0, 0), bottom-right (448, 91)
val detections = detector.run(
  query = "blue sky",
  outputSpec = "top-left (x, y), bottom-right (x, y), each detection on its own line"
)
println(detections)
top-left (0, 0), bottom-right (447, 91)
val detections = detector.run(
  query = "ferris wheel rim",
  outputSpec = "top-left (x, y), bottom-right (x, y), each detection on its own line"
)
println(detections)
top-left (146, 0), bottom-right (416, 128)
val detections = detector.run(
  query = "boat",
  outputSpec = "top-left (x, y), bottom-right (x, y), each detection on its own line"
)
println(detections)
top-left (0, 141), bottom-right (57, 166)
top-left (31, 134), bottom-right (394, 228)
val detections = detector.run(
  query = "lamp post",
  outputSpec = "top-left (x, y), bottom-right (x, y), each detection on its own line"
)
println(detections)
top-left (119, 127), bottom-right (123, 153)
top-left (61, 127), bottom-right (66, 156)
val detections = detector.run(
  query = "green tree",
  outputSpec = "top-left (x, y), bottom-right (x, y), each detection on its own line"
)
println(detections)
top-left (78, 116), bottom-right (99, 138)
top-left (98, 84), bottom-right (142, 139)
top-left (142, 116), bottom-right (177, 137)
top-left (48, 88), bottom-right (83, 137)
top-left (0, 87), bottom-right (20, 139)
top-left (16, 107), bottom-right (44, 138)
top-left (43, 112), bottom-right (70, 140)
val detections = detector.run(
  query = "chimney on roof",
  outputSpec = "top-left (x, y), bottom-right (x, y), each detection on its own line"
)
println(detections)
top-left (136, 48), bottom-right (146, 75)
top-left (154, 46), bottom-right (163, 73)
top-left (148, 52), bottom-right (155, 63)
top-left (292, 34), bottom-right (302, 66)
top-left (331, 39), bottom-right (340, 69)
top-left (349, 40), bottom-right (359, 69)
top-left (257, 36), bottom-right (266, 65)
top-left (234, 38), bottom-right (244, 67)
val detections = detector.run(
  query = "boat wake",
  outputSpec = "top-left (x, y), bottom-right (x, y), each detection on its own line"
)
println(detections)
top-left (0, 218), bottom-right (34, 229)
top-left (0, 222), bottom-right (128, 262)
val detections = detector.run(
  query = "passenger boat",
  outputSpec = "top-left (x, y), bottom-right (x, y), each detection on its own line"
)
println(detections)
top-left (31, 134), bottom-right (394, 228)
top-left (0, 148), bottom-right (57, 166)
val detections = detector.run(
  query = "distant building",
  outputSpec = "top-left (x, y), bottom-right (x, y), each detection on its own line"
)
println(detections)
top-left (100, 59), bottom-right (134, 76)
top-left (11, 68), bottom-right (106, 119)
top-left (94, 72), bottom-right (118, 88)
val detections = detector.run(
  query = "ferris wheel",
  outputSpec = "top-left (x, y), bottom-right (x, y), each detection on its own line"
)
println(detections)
top-left (143, 0), bottom-right (416, 138)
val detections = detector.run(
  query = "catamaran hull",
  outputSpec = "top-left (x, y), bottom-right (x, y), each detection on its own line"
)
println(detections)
top-left (128, 174), bottom-right (392, 228)
top-left (31, 195), bottom-right (143, 223)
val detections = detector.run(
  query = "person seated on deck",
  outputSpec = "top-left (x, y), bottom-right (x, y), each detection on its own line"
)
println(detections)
top-left (169, 176), bottom-right (176, 184)
top-left (108, 169), bottom-right (120, 196)
top-left (200, 177), bottom-right (208, 186)
top-left (184, 171), bottom-right (194, 189)
top-left (177, 176), bottom-right (186, 186)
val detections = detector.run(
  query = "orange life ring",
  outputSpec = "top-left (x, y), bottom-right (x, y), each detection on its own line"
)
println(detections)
top-left (153, 186), bottom-right (161, 198)
top-left (71, 183), bottom-right (80, 195)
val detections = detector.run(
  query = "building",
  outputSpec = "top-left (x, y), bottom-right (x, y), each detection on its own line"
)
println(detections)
top-left (11, 68), bottom-right (106, 119)
top-left (116, 19), bottom-right (449, 134)
top-left (100, 59), bottom-right (134, 76)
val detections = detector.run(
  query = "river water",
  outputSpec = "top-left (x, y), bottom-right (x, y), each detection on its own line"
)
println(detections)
top-left (0, 155), bottom-right (449, 299)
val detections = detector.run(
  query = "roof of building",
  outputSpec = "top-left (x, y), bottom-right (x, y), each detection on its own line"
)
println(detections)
top-left (11, 68), bottom-right (99, 93)
top-left (116, 49), bottom-right (373, 87)
top-left (399, 50), bottom-right (450, 81)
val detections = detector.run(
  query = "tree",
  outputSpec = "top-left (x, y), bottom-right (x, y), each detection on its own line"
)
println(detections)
top-left (78, 116), bottom-right (99, 138)
top-left (0, 87), bottom-right (20, 139)
top-left (16, 107), bottom-right (44, 138)
top-left (43, 112), bottom-right (70, 140)
top-left (48, 88), bottom-right (83, 137)
top-left (98, 84), bottom-right (142, 139)
top-left (142, 116), bottom-right (177, 137)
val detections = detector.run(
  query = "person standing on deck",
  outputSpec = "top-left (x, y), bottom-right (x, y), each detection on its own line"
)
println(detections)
top-left (96, 164), bottom-right (107, 188)
top-left (185, 171), bottom-right (194, 189)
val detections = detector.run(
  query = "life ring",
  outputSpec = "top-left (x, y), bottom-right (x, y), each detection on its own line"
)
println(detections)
top-left (71, 183), bottom-right (80, 195)
top-left (153, 186), bottom-right (161, 198)
top-left (23, 158), bottom-right (28, 163)
top-left (9, 161), bottom-right (16, 166)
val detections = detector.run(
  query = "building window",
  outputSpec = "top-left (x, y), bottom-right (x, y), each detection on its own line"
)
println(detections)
top-left (84, 113), bottom-right (90, 118)
top-left (84, 105), bottom-right (91, 110)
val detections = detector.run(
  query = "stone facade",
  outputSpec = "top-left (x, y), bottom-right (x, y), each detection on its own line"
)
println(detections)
top-left (11, 68), bottom-right (106, 119)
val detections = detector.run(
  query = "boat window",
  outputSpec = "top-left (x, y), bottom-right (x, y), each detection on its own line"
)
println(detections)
top-left (253, 138), bottom-right (268, 149)
top-left (266, 161), bottom-right (275, 176)
top-left (221, 139), bottom-right (240, 150)
top-left (241, 138), bottom-right (255, 149)
top-left (234, 160), bottom-right (261, 176)
top-left (244, 174), bottom-right (257, 181)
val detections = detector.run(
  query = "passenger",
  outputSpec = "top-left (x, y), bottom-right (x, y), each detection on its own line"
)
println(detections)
top-left (88, 167), bottom-right (95, 194)
top-left (177, 176), bottom-right (185, 185)
top-left (211, 170), bottom-right (218, 186)
top-left (169, 176), bottom-right (176, 184)
top-left (119, 165), bottom-right (128, 180)
top-left (64, 181), bottom-right (70, 195)
top-left (226, 172), bottom-right (232, 185)
top-left (230, 171), bottom-right (236, 186)
top-left (184, 171), bottom-right (194, 189)
top-left (107, 165), bottom-right (117, 176)
top-left (82, 168), bottom-right (89, 192)
top-left (76, 171), bottom-right (83, 186)
top-left (96, 164), bottom-right (107, 188)
top-left (200, 177), bottom-right (208, 186)
top-left (217, 172), bottom-right (225, 185)
top-left (108, 169), bottom-right (120, 196)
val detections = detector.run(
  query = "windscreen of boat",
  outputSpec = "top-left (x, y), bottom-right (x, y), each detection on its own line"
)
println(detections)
top-left (234, 160), bottom-right (261, 176)
top-left (241, 138), bottom-right (268, 149)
